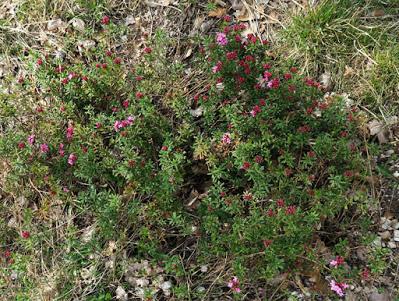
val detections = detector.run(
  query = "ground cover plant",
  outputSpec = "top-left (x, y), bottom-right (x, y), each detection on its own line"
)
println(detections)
top-left (1, 1), bottom-right (398, 300)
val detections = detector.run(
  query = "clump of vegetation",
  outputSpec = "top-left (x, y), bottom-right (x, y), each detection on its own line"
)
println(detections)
top-left (0, 15), bottom-right (382, 300)
top-left (283, 0), bottom-right (399, 110)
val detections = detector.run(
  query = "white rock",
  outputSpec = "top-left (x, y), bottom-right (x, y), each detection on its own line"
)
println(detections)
top-left (71, 18), bottom-right (85, 32)
top-left (393, 171), bottom-right (399, 178)
top-left (394, 230), bottom-right (399, 242)
top-left (372, 236), bottom-right (382, 247)
top-left (161, 281), bottom-right (172, 291)
top-left (200, 265), bottom-right (208, 273)
top-left (379, 231), bottom-right (391, 240)
top-left (385, 149), bottom-right (394, 156)
top-left (381, 220), bottom-right (390, 230)
top-left (125, 15), bottom-right (135, 26)
top-left (387, 241), bottom-right (396, 249)
top-left (136, 278), bottom-right (149, 287)
top-left (79, 40), bottom-right (96, 50)
top-left (115, 286), bottom-right (128, 301)
top-left (190, 107), bottom-right (203, 117)
top-left (196, 286), bottom-right (205, 293)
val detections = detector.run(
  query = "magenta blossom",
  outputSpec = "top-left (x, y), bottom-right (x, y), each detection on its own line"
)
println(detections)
top-left (59, 143), bottom-right (65, 157)
top-left (250, 105), bottom-right (261, 117)
top-left (40, 144), bottom-right (49, 153)
top-left (221, 132), bottom-right (231, 144)
top-left (212, 61), bottom-right (223, 73)
top-left (330, 256), bottom-right (345, 268)
top-left (28, 135), bottom-right (35, 145)
top-left (66, 126), bottom-right (74, 141)
top-left (216, 32), bottom-right (228, 46)
top-left (330, 280), bottom-right (348, 297)
top-left (68, 153), bottom-right (77, 166)
top-left (227, 276), bottom-right (241, 293)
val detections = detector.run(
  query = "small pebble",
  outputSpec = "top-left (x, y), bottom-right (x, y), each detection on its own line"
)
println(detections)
top-left (387, 241), bottom-right (396, 248)
top-left (393, 230), bottom-right (399, 242)
top-left (379, 231), bottom-right (391, 240)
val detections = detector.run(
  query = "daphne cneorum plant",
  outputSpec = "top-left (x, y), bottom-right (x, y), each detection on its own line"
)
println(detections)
top-left (0, 16), bottom-right (373, 299)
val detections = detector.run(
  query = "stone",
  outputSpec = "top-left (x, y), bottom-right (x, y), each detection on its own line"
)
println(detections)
top-left (47, 19), bottom-right (66, 31)
top-left (368, 292), bottom-right (391, 301)
top-left (115, 286), bottom-right (128, 301)
top-left (373, 236), bottom-right (382, 247)
top-left (71, 18), bottom-right (85, 32)
top-left (387, 241), bottom-right (396, 249)
top-left (393, 230), bottom-right (399, 242)
top-left (379, 231), bottom-right (391, 240)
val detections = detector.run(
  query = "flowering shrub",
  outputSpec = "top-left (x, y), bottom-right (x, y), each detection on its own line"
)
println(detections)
top-left (0, 18), bottom-right (374, 300)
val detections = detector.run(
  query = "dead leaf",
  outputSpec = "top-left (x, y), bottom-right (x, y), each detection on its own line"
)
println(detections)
top-left (47, 19), bottom-right (66, 31)
top-left (267, 10), bottom-right (280, 24)
top-left (208, 7), bottom-right (227, 17)
top-left (184, 47), bottom-right (193, 59)
top-left (235, 7), bottom-right (254, 21)
top-left (344, 65), bottom-right (355, 78)
top-left (371, 9), bottom-right (385, 17)
top-left (367, 119), bottom-right (385, 142)
top-left (319, 72), bottom-right (332, 90)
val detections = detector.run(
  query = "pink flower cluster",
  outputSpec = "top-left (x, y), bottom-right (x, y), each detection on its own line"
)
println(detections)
top-left (330, 256), bottom-right (345, 267)
top-left (227, 276), bottom-right (241, 293)
top-left (66, 126), bottom-right (74, 141)
top-left (113, 116), bottom-right (135, 132)
top-left (68, 153), bottom-right (77, 166)
top-left (216, 32), bottom-right (228, 46)
top-left (330, 280), bottom-right (348, 297)
top-left (221, 132), bottom-right (231, 144)
top-left (212, 61), bottom-right (223, 73)
top-left (250, 105), bottom-right (261, 117)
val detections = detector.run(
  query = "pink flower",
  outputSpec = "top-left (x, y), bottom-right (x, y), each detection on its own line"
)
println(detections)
top-left (286, 205), bottom-right (296, 215)
top-left (114, 120), bottom-right (123, 132)
top-left (122, 100), bottom-right (129, 108)
top-left (216, 32), bottom-right (228, 46)
top-left (212, 61), bottom-right (223, 73)
top-left (66, 126), bottom-right (74, 141)
top-left (67, 72), bottom-right (76, 80)
top-left (242, 161), bottom-right (251, 170)
top-left (59, 143), bottom-right (65, 157)
top-left (144, 47), bottom-right (152, 54)
top-left (267, 78), bottom-right (280, 89)
top-left (68, 153), bottom-right (77, 166)
top-left (126, 116), bottom-right (135, 124)
top-left (40, 144), bottom-right (49, 153)
top-left (18, 142), bottom-right (26, 149)
top-left (226, 51), bottom-right (237, 60)
top-left (221, 132), bottom-right (231, 144)
top-left (227, 276), bottom-right (241, 293)
top-left (330, 256), bottom-right (345, 267)
top-left (101, 15), bottom-right (110, 25)
top-left (330, 280), bottom-right (348, 297)
top-left (250, 105), bottom-right (261, 117)
top-left (21, 231), bottom-right (30, 239)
